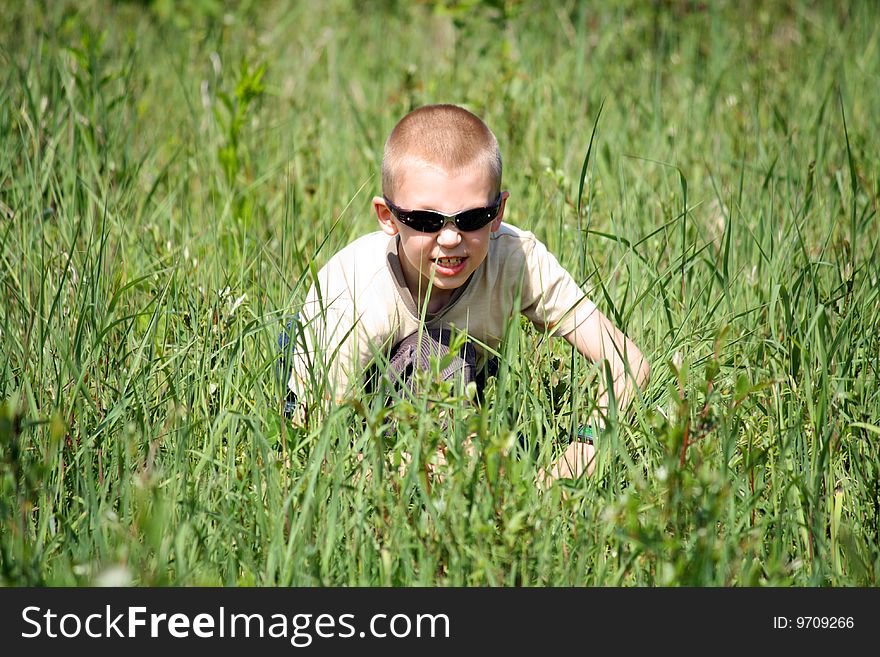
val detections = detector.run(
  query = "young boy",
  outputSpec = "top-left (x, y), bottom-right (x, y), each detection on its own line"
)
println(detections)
top-left (286, 104), bottom-right (650, 483)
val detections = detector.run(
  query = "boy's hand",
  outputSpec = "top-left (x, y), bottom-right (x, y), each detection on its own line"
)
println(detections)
top-left (537, 441), bottom-right (596, 487)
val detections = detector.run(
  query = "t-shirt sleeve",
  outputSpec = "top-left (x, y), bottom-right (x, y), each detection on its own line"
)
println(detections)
top-left (288, 249), bottom-right (389, 402)
top-left (519, 235), bottom-right (597, 337)
top-left (287, 268), bottom-right (362, 404)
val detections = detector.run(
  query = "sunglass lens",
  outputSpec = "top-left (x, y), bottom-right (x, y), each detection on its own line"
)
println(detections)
top-left (407, 210), bottom-right (443, 232)
top-left (456, 207), bottom-right (495, 231)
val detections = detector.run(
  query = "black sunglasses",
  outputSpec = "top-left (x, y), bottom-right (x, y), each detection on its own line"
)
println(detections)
top-left (383, 193), bottom-right (502, 233)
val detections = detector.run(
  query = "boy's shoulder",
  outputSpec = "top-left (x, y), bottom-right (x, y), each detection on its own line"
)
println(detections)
top-left (490, 222), bottom-right (551, 256)
top-left (321, 231), bottom-right (391, 276)
top-left (329, 230), bottom-right (391, 261)
top-left (491, 221), bottom-right (536, 243)
top-left (486, 222), bottom-right (573, 282)
top-left (313, 231), bottom-right (394, 300)
top-left (488, 222), bottom-right (545, 264)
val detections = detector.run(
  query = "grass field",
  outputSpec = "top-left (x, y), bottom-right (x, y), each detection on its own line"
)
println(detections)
top-left (1, 0), bottom-right (878, 586)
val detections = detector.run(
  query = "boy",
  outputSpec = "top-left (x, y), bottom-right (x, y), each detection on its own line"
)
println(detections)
top-left (287, 104), bottom-right (650, 483)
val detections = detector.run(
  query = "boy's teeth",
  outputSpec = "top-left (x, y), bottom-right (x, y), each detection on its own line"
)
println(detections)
top-left (436, 257), bottom-right (462, 265)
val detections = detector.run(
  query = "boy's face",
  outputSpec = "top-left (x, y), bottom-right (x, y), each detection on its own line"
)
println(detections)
top-left (373, 164), bottom-right (507, 303)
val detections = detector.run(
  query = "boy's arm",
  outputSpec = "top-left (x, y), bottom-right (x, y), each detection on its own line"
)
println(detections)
top-left (538, 302), bottom-right (650, 486)
top-left (562, 300), bottom-right (650, 426)
top-left (518, 235), bottom-right (650, 412)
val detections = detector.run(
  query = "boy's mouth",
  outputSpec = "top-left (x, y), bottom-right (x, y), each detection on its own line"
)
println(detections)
top-left (433, 257), bottom-right (465, 266)
top-left (432, 256), bottom-right (468, 275)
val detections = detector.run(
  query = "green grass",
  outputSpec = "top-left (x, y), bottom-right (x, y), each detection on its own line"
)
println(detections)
top-left (1, 0), bottom-right (878, 586)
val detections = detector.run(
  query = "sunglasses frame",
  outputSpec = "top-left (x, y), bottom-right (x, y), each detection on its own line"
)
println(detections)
top-left (383, 193), bottom-right (503, 233)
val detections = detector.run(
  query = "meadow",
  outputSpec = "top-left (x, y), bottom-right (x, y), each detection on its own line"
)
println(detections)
top-left (1, 0), bottom-right (878, 586)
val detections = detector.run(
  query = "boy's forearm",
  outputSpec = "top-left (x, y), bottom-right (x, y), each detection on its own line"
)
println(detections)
top-left (591, 347), bottom-right (650, 428)
top-left (563, 307), bottom-right (651, 429)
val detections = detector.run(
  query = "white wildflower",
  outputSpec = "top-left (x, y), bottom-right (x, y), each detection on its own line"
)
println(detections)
top-left (229, 293), bottom-right (247, 316)
top-left (94, 564), bottom-right (132, 587)
top-left (200, 79), bottom-right (210, 111)
top-left (210, 52), bottom-right (222, 76)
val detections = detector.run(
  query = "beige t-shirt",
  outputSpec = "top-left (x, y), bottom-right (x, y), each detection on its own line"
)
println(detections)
top-left (288, 222), bottom-right (596, 402)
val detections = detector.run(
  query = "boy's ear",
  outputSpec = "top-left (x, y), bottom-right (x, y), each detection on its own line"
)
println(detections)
top-left (490, 191), bottom-right (510, 232)
top-left (373, 196), bottom-right (398, 236)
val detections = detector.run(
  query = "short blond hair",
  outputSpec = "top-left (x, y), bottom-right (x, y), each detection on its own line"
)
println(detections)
top-left (381, 104), bottom-right (502, 199)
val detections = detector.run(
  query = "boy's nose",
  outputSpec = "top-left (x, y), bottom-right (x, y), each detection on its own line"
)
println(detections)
top-left (436, 221), bottom-right (462, 247)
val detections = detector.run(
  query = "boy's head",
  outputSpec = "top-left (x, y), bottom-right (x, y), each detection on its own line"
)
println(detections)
top-left (373, 104), bottom-right (508, 305)
top-left (380, 104), bottom-right (502, 199)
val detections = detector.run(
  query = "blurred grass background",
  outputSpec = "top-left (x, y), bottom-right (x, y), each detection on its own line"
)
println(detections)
top-left (0, 0), bottom-right (878, 585)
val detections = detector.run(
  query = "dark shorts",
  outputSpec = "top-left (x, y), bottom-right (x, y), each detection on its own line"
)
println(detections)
top-left (277, 321), bottom-right (497, 413)
top-left (379, 327), bottom-right (497, 399)
top-left (277, 320), bottom-right (591, 447)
